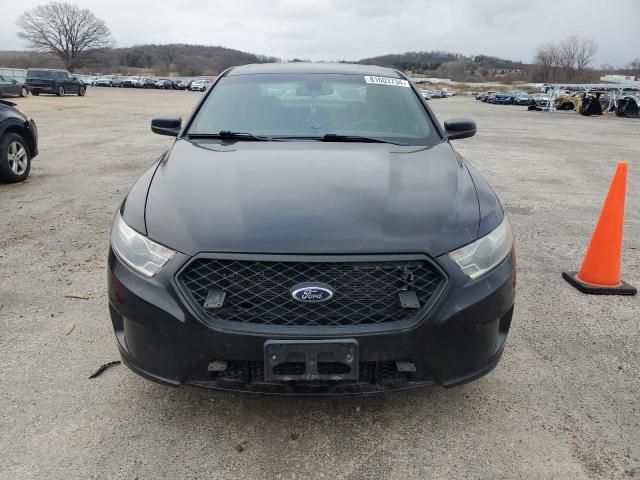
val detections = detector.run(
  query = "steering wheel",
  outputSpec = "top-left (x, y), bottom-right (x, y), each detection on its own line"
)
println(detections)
top-left (349, 119), bottom-right (392, 133)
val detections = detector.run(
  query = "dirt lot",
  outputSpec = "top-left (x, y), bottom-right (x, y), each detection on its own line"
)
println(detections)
top-left (1, 87), bottom-right (639, 479)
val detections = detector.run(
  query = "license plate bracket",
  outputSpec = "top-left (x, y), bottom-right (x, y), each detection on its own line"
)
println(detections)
top-left (264, 339), bottom-right (359, 382)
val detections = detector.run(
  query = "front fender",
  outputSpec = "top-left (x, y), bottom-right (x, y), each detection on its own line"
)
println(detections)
top-left (120, 154), bottom-right (166, 235)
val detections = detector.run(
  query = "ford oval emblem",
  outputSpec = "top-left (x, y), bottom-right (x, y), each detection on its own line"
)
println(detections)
top-left (290, 282), bottom-right (334, 303)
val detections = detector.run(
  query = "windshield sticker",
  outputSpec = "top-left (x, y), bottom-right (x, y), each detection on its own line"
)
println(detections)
top-left (364, 76), bottom-right (410, 88)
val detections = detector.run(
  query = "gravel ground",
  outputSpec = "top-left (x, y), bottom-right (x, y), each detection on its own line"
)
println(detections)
top-left (1, 87), bottom-right (638, 480)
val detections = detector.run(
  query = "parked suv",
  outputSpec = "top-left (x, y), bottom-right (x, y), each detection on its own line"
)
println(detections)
top-left (189, 79), bottom-right (207, 91)
top-left (26, 69), bottom-right (86, 97)
top-left (108, 63), bottom-right (515, 395)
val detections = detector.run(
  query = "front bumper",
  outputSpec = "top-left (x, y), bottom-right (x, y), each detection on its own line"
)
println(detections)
top-left (108, 250), bottom-right (515, 394)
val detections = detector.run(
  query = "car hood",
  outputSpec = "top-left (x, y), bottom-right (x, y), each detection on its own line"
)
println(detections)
top-left (145, 139), bottom-right (480, 256)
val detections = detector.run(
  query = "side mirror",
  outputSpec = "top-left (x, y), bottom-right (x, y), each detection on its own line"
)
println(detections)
top-left (444, 118), bottom-right (476, 140)
top-left (151, 116), bottom-right (182, 137)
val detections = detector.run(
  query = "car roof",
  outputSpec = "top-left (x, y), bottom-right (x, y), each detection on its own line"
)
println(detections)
top-left (228, 62), bottom-right (403, 77)
top-left (27, 68), bottom-right (67, 72)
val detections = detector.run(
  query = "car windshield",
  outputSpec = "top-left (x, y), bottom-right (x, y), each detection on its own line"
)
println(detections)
top-left (187, 73), bottom-right (439, 145)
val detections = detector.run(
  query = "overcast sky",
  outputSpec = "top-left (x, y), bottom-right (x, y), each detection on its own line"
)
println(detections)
top-left (1, 0), bottom-right (639, 66)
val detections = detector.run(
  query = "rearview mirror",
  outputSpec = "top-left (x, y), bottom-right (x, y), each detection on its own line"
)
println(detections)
top-left (444, 118), bottom-right (476, 140)
top-left (151, 116), bottom-right (182, 137)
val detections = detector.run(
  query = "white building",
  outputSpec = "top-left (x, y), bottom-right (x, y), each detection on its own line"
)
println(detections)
top-left (601, 74), bottom-right (638, 84)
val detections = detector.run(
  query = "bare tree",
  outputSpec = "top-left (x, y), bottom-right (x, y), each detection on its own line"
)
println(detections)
top-left (625, 58), bottom-right (640, 76)
top-left (17, 2), bottom-right (114, 72)
top-left (534, 36), bottom-right (598, 82)
top-left (560, 36), bottom-right (580, 73)
top-left (574, 37), bottom-right (598, 72)
top-left (534, 43), bottom-right (561, 82)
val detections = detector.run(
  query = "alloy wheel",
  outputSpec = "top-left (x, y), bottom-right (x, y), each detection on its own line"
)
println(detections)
top-left (7, 141), bottom-right (28, 175)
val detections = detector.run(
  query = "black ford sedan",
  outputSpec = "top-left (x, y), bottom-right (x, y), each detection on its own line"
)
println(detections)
top-left (108, 63), bottom-right (515, 394)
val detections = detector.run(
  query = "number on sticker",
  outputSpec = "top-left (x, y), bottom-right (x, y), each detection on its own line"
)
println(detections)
top-left (364, 76), bottom-right (410, 88)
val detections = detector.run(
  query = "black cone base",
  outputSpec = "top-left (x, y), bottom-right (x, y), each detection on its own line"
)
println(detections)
top-left (562, 271), bottom-right (637, 295)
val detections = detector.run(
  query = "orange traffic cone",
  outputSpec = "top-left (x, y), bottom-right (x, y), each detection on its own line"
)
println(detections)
top-left (563, 162), bottom-right (637, 295)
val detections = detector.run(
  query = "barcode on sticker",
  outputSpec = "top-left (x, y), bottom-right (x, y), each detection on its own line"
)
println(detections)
top-left (364, 76), bottom-right (410, 88)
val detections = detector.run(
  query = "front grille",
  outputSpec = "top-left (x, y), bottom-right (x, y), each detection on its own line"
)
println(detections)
top-left (178, 257), bottom-right (445, 328)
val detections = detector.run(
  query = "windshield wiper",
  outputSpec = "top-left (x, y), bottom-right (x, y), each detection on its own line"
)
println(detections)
top-left (187, 131), bottom-right (409, 145)
top-left (187, 131), bottom-right (272, 141)
top-left (320, 134), bottom-right (409, 146)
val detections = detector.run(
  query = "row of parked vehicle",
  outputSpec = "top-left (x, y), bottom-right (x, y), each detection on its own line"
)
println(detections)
top-left (88, 75), bottom-right (209, 92)
top-left (0, 68), bottom-right (213, 99)
top-left (419, 88), bottom-right (456, 100)
top-left (476, 88), bottom-right (640, 117)
top-left (475, 91), bottom-right (544, 106)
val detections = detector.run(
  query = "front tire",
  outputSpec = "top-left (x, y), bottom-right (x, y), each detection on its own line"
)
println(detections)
top-left (56, 85), bottom-right (65, 97)
top-left (20, 87), bottom-right (28, 97)
top-left (78, 86), bottom-right (86, 96)
top-left (0, 133), bottom-right (31, 183)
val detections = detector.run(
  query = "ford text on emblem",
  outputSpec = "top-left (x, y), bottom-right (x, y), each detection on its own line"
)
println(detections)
top-left (290, 282), bottom-right (334, 303)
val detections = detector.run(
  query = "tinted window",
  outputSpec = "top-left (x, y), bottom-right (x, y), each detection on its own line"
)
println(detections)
top-left (188, 73), bottom-right (439, 145)
top-left (27, 70), bottom-right (52, 79)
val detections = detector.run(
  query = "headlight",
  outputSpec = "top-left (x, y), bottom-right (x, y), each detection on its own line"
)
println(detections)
top-left (449, 216), bottom-right (513, 279)
top-left (110, 212), bottom-right (175, 277)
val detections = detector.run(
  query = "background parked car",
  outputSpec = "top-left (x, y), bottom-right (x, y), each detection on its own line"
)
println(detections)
top-left (512, 92), bottom-right (532, 105)
top-left (486, 92), bottom-right (499, 103)
top-left (419, 89), bottom-right (431, 100)
top-left (0, 76), bottom-right (29, 98)
top-left (491, 92), bottom-right (514, 104)
top-left (96, 75), bottom-right (123, 87)
top-left (532, 93), bottom-right (550, 106)
top-left (481, 91), bottom-right (495, 102)
top-left (26, 69), bottom-right (86, 97)
top-left (155, 79), bottom-right (173, 90)
top-left (95, 77), bottom-right (112, 87)
top-left (140, 78), bottom-right (155, 89)
top-left (189, 80), bottom-right (207, 91)
top-left (175, 80), bottom-right (191, 90)
top-left (0, 99), bottom-right (38, 183)
top-left (122, 76), bottom-right (142, 88)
